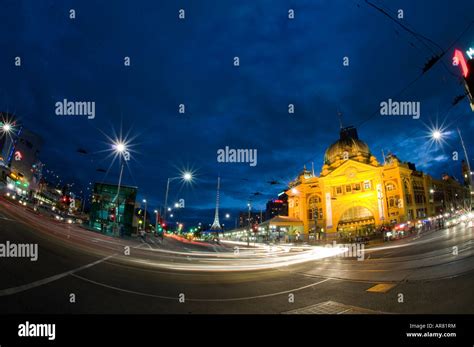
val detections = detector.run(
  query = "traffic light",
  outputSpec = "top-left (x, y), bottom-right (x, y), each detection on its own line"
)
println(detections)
top-left (109, 208), bottom-right (115, 221)
top-left (453, 49), bottom-right (474, 111)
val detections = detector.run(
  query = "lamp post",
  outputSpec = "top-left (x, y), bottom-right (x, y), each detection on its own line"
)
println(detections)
top-left (112, 141), bottom-right (128, 236)
top-left (431, 128), bottom-right (472, 210)
top-left (142, 199), bottom-right (147, 232)
top-left (457, 128), bottom-right (472, 210)
top-left (247, 202), bottom-right (251, 247)
top-left (163, 172), bottom-right (192, 223)
top-left (154, 209), bottom-right (159, 233)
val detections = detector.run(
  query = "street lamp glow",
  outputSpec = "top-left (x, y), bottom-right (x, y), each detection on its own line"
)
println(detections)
top-left (143, 199), bottom-right (147, 203)
top-left (432, 130), bottom-right (442, 141)
top-left (2, 123), bottom-right (12, 133)
top-left (424, 121), bottom-right (449, 149)
top-left (183, 172), bottom-right (192, 181)
top-left (225, 213), bottom-right (230, 218)
top-left (114, 142), bottom-right (126, 153)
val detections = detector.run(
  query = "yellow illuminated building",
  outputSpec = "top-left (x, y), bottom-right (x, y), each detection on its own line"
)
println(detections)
top-left (286, 126), bottom-right (470, 240)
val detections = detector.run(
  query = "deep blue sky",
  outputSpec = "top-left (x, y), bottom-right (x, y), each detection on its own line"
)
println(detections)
top-left (1, 0), bottom-right (474, 226)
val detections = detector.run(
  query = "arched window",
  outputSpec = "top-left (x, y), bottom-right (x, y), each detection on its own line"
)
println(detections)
top-left (308, 195), bottom-right (322, 220)
top-left (340, 206), bottom-right (373, 222)
top-left (403, 179), bottom-right (410, 193)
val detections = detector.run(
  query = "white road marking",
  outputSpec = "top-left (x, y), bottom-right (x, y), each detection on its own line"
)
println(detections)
top-left (0, 254), bottom-right (116, 297)
top-left (71, 275), bottom-right (331, 302)
top-left (137, 243), bottom-right (153, 250)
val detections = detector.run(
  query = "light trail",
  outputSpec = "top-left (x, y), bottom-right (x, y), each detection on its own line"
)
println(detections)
top-left (110, 244), bottom-right (349, 272)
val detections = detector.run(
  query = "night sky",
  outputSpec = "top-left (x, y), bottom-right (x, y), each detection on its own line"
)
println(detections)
top-left (1, 0), bottom-right (474, 226)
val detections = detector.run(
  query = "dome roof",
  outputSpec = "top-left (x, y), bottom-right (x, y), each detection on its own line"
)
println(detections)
top-left (324, 126), bottom-right (371, 165)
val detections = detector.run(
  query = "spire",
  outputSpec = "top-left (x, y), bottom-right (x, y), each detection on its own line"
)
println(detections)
top-left (210, 176), bottom-right (222, 230)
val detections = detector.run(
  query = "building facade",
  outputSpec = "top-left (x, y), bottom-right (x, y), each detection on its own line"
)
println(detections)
top-left (238, 211), bottom-right (264, 228)
top-left (89, 183), bottom-right (138, 236)
top-left (265, 195), bottom-right (288, 221)
top-left (286, 126), bottom-right (470, 240)
top-left (9, 129), bottom-right (43, 189)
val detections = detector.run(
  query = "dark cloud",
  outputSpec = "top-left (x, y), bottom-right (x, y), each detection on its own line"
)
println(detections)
top-left (0, 0), bottom-right (473, 226)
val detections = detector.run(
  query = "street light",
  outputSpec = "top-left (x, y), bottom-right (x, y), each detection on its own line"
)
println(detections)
top-left (2, 123), bottom-right (12, 133)
top-left (115, 142), bottom-right (125, 153)
top-left (163, 171), bottom-right (193, 223)
top-left (432, 130), bottom-right (442, 141)
top-left (154, 209), bottom-right (159, 233)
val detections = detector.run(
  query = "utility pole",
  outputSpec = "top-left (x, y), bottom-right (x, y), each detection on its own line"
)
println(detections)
top-left (114, 162), bottom-right (124, 236)
top-left (458, 128), bottom-right (472, 210)
top-left (163, 178), bottom-right (171, 223)
top-left (314, 209), bottom-right (318, 242)
top-left (142, 199), bottom-right (147, 232)
top-left (247, 202), bottom-right (251, 247)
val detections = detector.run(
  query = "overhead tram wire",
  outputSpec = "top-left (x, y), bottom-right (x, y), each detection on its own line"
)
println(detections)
top-left (356, 73), bottom-right (425, 128)
top-left (364, 0), bottom-right (444, 53)
top-left (355, 5), bottom-right (474, 128)
top-left (368, 0), bottom-right (474, 58)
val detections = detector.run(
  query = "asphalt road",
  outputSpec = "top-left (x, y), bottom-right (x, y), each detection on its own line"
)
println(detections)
top-left (0, 198), bottom-right (473, 314)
